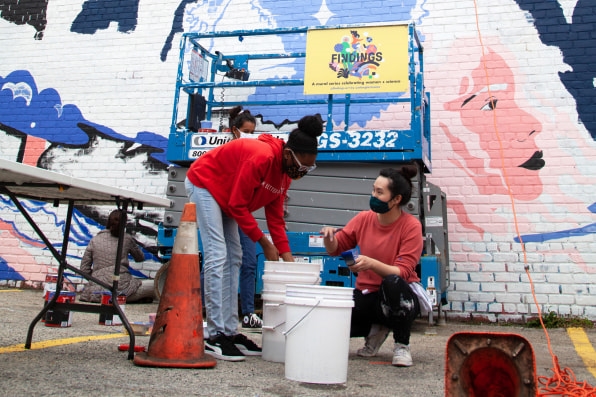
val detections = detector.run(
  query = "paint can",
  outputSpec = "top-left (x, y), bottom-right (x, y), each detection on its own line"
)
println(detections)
top-left (44, 291), bottom-right (76, 327)
top-left (99, 292), bottom-right (126, 326)
top-left (41, 274), bottom-right (59, 322)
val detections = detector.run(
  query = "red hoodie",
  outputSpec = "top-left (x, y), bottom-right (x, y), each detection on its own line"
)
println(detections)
top-left (186, 134), bottom-right (291, 254)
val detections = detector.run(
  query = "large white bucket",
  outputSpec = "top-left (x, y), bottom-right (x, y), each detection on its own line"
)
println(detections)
top-left (260, 277), bottom-right (321, 363)
top-left (284, 284), bottom-right (354, 384)
top-left (261, 262), bottom-right (322, 363)
top-left (261, 290), bottom-right (286, 362)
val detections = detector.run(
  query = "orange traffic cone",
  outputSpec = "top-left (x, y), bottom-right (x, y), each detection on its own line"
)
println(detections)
top-left (445, 332), bottom-right (536, 396)
top-left (134, 203), bottom-right (216, 368)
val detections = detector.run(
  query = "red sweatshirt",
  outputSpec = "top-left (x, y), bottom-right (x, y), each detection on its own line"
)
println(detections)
top-left (330, 210), bottom-right (423, 293)
top-left (186, 134), bottom-right (291, 254)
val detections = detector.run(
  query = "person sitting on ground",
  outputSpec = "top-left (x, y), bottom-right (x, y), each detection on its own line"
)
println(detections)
top-left (79, 209), bottom-right (155, 304)
top-left (320, 166), bottom-right (431, 367)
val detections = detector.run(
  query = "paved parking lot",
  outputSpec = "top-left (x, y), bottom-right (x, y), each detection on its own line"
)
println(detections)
top-left (1, 288), bottom-right (594, 396)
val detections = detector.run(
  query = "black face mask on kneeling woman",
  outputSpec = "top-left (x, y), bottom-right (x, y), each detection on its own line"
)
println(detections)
top-left (369, 195), bottom-right (392, 214)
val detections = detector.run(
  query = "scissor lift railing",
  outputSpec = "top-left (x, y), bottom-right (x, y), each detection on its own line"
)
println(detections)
top-left (167, 23), bottom-right (430, 167)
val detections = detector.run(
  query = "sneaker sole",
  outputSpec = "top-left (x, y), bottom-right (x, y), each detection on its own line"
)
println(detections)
top-left (392, 359), bottom-right (413, 367)
top-left (235, 345), bottom-right (262, 356)
top-left (241, 327), bottom-right (262, 334)
top-left (204, 348), bottom-right (246, 362)
top-left (204, 345), bottom-right (246, 362)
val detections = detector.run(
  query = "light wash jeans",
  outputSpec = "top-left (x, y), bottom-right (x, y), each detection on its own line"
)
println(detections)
top-left (185, 177), bottom-right (242, 338)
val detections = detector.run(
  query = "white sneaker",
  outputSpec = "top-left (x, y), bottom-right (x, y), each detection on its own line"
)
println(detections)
top-left (392, 343), bottom-right (413, 367)
top-left (357, 324), bottom-right (390, 357)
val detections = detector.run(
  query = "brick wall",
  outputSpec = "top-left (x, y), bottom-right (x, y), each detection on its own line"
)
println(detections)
top-left (1, 0), bottom-right (595, 320)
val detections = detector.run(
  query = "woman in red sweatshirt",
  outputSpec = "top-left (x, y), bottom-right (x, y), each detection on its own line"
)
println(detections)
top-left (185, 115), bottom-right (323, 361)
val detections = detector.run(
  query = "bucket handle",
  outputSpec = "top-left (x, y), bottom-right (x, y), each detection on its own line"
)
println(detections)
top-left (282, 300), bottom-right (321, 336)
top-left (262, 320), bottom-right (286, 331)
top-left (264, 302), bottom-right (284, 308)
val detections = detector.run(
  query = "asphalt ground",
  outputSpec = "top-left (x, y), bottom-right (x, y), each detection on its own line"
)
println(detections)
top-left (1, 288), bottom-right (595, 396)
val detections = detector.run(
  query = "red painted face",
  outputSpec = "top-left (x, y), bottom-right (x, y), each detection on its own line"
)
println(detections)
top-left (444, 50), bottom-right (544, 200)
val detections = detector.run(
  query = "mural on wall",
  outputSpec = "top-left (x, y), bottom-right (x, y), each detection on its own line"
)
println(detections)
top-left (514, 0), bottom-right (596, 140)
top-left (71, 0), bottom-right (140, 34)
top-left (0, 0), bottom-right (141, 38)
top-left (1, 70), bottom-right (169, 166)
top-left (0, 70), bottom-right (170, 283)
top-left (0, 0), bottom-right (48, 39)
top-left (0, 0), bottom-right (596, 318)
top-left (431, 32), bottom-right (596, 274)
top-left (439, 49), bottom-right (545, 236)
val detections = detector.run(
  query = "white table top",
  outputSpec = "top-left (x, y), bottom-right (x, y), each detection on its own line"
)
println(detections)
top-left (0, 158), bottom-right (171, 208)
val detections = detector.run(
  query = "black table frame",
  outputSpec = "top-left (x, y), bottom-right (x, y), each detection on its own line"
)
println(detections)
top-left (0, 159), bottom-right (170, 360)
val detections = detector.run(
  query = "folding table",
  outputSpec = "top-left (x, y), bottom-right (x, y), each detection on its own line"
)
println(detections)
top-left (0, 159), bottom-right (171, 359)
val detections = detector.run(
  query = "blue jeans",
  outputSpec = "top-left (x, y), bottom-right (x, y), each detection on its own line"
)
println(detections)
top-left (185, 178), bottom-right (242, 338)
top-left (239, 228), bottom-right (257, 315)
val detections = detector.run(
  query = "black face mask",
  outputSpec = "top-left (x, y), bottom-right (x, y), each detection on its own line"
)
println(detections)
top-left (286, 165), bottom-right (308, 180)
top-left (369, 195), bottom-right (392, 214)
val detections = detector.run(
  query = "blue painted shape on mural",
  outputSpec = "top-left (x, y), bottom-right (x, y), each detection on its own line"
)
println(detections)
top-left (71, 0), bottom-right (140, 34)
top-left (515, 201), bottom-right (596, 243)
top-left (160, 0), bottom-right (200, 62)
top-left (0, 70), bottom-right (170, 166)
top-left (515, 222), bottom-right (596, 243)
top-left (514, 0), bottom-right (596, 140)
top-left (0, 257), bottom-right (26, 281)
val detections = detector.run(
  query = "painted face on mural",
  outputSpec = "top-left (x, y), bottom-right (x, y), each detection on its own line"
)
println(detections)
top-left (443, 50), bottom-right (544, 201)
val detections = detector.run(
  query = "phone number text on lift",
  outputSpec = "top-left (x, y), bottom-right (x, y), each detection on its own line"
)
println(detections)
top-left (317, 130), bottom-right (399, 149)
top-left (188, 130), bottom-right (400, 158)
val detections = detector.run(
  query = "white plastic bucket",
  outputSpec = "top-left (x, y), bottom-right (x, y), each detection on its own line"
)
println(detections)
top-left (261, 263), bottom-right (322, 363)
top-left (284, 284), bottom-right (354, 384)
top-left (261, 290), bottom-right (286, 362)
top-left (261, 278), bottom-right (320, 363)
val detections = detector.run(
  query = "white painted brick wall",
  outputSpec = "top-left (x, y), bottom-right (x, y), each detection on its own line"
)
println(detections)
top-left (1, 0), bottom-right (594, 322)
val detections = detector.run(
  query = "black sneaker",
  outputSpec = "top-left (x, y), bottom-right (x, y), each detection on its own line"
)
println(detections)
top-left (204, 332), bottom-right (245, 361)
top-left (232, 333), bottom-right (262, 356)
top-left (242, 313), bottom-right (263, 329)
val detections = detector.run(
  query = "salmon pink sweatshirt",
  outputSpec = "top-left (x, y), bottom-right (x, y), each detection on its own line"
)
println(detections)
top-left (330, 210), bottom-right (423, 293)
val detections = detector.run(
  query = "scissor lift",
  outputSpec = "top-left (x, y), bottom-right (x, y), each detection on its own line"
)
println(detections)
top-left (160, 23), bottom-right (449, 324)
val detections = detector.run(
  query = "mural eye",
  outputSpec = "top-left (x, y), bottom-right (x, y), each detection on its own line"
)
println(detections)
top-left (480, 97), bottom-right (497, 111)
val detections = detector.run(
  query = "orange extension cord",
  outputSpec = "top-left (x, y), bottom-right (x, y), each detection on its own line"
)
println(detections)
top-left (470, 1), bottom-right (596, 395)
